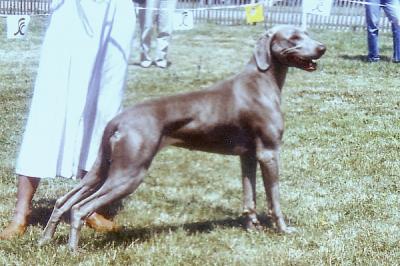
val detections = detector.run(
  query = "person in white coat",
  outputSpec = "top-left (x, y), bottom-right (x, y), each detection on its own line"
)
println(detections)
top-left (138, 0), bottom-right (177, 68)
top-left (0, 0), bottom-right (136, 239)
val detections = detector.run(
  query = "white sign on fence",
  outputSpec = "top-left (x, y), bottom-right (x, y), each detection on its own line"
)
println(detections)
top-left (7, 15), bottom-right (30, 39)
top-left (303, 0), bottom-right (333, 17)
top-left (173, 10), bottom-right (194, 31)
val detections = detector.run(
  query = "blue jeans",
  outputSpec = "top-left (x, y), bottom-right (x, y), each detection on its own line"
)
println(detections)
top-left (366, 0), bottom-right (400, 61)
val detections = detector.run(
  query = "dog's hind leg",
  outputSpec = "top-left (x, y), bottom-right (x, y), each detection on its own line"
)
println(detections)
top-left (240, 153), bottom-right (261, 230)
top-left (69, 167), bottom-right (147, 251)
top-left (39, 158), bottom-right (107, 246)
top-left (67, 130), bottom-right (158, 251)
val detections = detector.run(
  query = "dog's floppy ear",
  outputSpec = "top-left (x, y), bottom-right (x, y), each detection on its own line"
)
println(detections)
top-left (254, 30), bottom-right (274, 71)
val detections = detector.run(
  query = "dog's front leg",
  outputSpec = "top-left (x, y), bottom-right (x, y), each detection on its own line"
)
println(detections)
top-left (240, 153), bottom-right (261, 230)
top-left (256, 146), bottom-right (296, 234)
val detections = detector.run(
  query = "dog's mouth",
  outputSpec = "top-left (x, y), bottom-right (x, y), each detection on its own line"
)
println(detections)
top-left (290, 55), bottom-right (318, 71)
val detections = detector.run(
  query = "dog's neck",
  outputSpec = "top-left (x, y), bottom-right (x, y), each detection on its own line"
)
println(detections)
top-left (247, 56), bottom-right (288, 91)
top-left (268, 59), bottom-right (288, 90)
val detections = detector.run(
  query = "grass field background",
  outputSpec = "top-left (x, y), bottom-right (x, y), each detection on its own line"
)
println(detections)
top-left (0, 17), bottom-right (399, 265)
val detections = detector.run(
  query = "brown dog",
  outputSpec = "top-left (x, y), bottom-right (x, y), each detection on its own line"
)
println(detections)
top-left (39, 25), bottom-right (326, 250)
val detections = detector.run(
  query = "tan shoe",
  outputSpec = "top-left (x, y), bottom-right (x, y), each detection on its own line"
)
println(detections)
top-left (0, 222), bottom-right (27, 240)
top-left (85, 212), bottom-right (119, 232)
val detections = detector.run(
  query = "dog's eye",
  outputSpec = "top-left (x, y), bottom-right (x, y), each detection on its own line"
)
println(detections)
top-left (290, 35), bottom-right (301, 42)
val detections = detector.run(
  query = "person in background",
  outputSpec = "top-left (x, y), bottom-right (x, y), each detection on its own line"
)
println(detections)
top-left (0, 0), bottom-right (136, 239)
top-left (138, 0), bottom-right (177, 68)
top-left (365, 0), bottom-right (400, 62)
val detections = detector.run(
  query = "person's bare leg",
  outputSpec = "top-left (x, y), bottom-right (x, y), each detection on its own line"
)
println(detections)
top-left (0, 175), bottom-right (40, 239)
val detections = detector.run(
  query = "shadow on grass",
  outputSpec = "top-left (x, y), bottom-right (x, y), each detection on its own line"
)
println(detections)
top-left (339, 54), bottom-right (392, 62)
top-left (28, 199), bottom-right (123, 227)
top-left (93, 214), bottom-right (274, 248)
top-left (28, 199), bottom-right (274, 248)
top-left (28, 199), bottom-right (57, 226)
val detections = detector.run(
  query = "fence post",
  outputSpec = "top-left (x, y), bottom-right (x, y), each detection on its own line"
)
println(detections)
top-left (301, 1), bottom-right (307, 30)
top-left (301, 12), bottom-right (307, 30)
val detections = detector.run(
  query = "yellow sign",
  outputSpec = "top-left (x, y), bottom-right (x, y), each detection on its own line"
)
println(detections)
top-left (245, 4), bottom-right (264, 24)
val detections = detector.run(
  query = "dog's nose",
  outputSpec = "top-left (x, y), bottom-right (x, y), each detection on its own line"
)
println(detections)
top-left (316, 44), bottom-right (326, 55)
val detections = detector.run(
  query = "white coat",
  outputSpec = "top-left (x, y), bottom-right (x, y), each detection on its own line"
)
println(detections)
top-left (16, 0), bottom-right (136, 178)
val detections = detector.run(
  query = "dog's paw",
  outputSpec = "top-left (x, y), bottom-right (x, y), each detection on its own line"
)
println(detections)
top-left (38, 236), bottom-right (51, 247)
top-left (243, 216), bottom-right (263, 231)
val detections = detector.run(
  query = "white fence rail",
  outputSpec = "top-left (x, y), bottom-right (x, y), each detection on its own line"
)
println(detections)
top-left (177, 0), bottom-right (391, 31)
top-left (0, 0), bottom-right (393, 31)
top-left (0, 0), bottom-right (49, 14)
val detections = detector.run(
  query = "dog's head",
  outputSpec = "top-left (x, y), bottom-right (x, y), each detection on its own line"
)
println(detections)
top-left (254, 25), bottom-right (326, 72)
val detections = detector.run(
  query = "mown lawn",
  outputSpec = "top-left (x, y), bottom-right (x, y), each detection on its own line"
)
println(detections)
top-left (0, 17), bottom-right (399, 265)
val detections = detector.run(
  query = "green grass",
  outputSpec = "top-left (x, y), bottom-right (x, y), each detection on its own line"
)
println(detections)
top-left (0, 17), bottom-right (399, 265)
